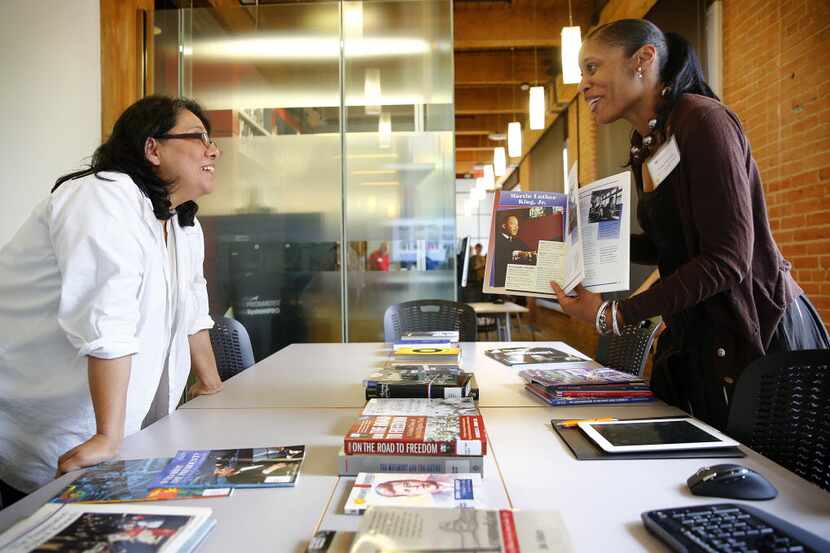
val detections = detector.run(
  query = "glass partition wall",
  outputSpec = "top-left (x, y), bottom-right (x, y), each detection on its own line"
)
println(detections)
top-left (155, 1), bottom-right (455, 357)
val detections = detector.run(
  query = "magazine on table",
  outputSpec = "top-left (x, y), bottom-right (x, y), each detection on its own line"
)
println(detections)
top-left (0, 503), bottom-right (215, 553)
top-left (485, 345), bottom-right (597, 370)
top-left (350, 506), bottom-right (573, 552)
top-left (483, 165), bottom-right (631, 298)
top-left (344, 472), bottom-right (486, 514)
top-left (52, 458), bottom-right (232, 503)
top-left (151, 446), bottom-right (306, 489)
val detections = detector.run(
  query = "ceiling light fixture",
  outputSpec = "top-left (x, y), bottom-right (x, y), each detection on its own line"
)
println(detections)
top-left (561, 0), bottom-right (582, 85)
top-left (493, 147), bottom-right (507, 177)
top-left (529, 0), bottom-right (545, 130)
top-left (508, 48), bottom-right (522, 158)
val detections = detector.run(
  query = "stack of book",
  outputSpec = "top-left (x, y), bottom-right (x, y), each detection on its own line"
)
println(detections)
top-left (338, 398), bottom-right (485, 476)
top-left (363, 330), bottom-right (478, 400)
top-left (520, 366), bottom-right (654, 405)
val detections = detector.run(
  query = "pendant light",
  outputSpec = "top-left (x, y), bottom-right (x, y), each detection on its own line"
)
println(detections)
top-left (507, 48), bottom-right (522, 158)
top-left (561, 0), bottom-right (582, 85)
top-left (493, 146), bottom-right (507, 177)
top-left (529, 0), bottom-right (545, 130)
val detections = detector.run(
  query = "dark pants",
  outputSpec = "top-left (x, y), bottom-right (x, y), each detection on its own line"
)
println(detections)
top-left (0, 478), bottom-right (27, 509)
top-left (652, 294), bottom-right (830, 431)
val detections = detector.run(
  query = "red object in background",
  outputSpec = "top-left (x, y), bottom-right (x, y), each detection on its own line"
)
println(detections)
top-left (368, 249), bottom-right (390, 271)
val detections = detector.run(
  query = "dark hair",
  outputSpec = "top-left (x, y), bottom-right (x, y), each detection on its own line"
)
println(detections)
top-left (586, 19), bottom-right (718, 164)
top-left (52, 95), bottom-right (212, 227)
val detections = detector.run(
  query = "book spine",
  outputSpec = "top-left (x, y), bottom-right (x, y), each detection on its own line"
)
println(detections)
top-left (364, 384), bottom-right (468, 399)
top-left (344, 416), bottom-right (487, 457)
top-left (551, 390), bottom-right (654, 397)
top-left (337, 455), bottom-right (484, 476)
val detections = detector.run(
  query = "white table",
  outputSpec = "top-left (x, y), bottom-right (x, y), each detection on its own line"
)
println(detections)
top-left (180, 342), bottom-right (590, 409)
top-left (2, 342), bottom-right (829, 552)
top-left (468, 301), bottom-right (529, 341)
top-left (481, 407), bottom-right (830, 552)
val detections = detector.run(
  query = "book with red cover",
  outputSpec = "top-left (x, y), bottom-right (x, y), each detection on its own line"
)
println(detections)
top-left (344, 415), bottom-right (487, 457)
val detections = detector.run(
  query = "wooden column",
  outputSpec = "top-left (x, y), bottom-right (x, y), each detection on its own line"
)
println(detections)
top-left (100, 0), bottom-right (155, 138)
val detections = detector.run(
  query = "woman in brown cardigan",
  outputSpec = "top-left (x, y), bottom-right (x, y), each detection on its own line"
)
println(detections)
top-left (550, 19), bottom-right (829, 431)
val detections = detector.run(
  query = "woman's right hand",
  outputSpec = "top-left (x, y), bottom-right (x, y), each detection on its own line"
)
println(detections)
top-left (56, 433), bottom-right (121, 476)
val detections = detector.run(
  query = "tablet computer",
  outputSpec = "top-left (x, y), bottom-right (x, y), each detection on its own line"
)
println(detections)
top-left (577, 418), bottom-right (739, 453)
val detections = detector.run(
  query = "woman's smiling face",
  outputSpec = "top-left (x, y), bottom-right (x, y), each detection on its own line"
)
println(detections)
top-left (578, 38), bottom-right (643, 125)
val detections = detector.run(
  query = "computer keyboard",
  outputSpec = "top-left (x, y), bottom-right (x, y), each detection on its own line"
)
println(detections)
top-left (642, 503), bottom-right (830, 553)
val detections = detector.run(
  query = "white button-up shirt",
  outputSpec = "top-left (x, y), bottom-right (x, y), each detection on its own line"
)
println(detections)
top-left (0, 172), bottom-right (213, 492)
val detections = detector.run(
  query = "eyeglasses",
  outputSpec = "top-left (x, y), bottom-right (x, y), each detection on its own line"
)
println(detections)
top-left (154, 131), bottom-right (217, 150)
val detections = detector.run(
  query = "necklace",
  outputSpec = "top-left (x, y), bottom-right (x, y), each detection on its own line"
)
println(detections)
top-left (629, 85), bottom-right (672, 164)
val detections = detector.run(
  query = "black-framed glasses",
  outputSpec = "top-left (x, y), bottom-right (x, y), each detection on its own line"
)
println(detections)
top-left (154, 131), bottom-right (216, 149)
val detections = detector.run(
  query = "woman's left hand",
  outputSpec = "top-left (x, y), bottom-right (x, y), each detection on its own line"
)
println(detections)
top-left (550, 281), bottom-right (604, 325)
top-left (188, 379), bottom-right (223, 399)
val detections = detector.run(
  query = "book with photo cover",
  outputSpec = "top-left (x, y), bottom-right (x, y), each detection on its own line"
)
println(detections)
top-left (344, 472), bottom-right (486, 514)
top-left (362, 397), bottom-right (479, 417)
top-left (519, 366), bottom-right (647, 390)
top-left (0, 503), bottom-right (215, 553)
top-left (483, 165), bottom-right (631, 299)
top-left (365, 365), bottom-right (473, 399)
top-left (485, 345), bottom-right (595, 368)
top-left (336, 448), bottom-right (484, 477)
top-left (152, 446), bottom-right (306, 489)
top-left (351, 506), bottom-right (573, 553)
top-left (344, 416), bottom-right (487, 457)
top-left (52, 458), bottom-right (232, 504)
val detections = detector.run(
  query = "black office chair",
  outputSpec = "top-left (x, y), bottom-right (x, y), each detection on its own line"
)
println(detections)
top-left (595, 319), bottom-right (662, 377)
top-left (383, 300), bottom-right (478, 343)
top-left (209, 316), bottom-right (255, 382)
top-left (726, 349), bottom-right (830, 492)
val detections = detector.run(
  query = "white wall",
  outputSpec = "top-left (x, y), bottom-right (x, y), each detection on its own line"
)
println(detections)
top-left (0, 0), bottom-right (101, 247)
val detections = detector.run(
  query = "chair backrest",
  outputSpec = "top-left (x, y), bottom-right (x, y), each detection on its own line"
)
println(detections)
top-left (595, 320), bottom-right (660, 377)
top-left (726, 349), bottom-right (830, 492)
top-left (209, 316), bottom-right (255, 382)
top-left (383, 300), bottom-right (478, 343)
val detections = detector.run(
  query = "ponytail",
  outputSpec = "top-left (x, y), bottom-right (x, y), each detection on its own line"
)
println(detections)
top-left (587, 20), bottom-right (718, 165)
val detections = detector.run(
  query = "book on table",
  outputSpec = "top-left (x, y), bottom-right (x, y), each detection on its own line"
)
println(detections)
top-left (362, 397), bottom-right (479, 417)
top-left (485, 345), bottom-right (597, 369)
top-left (520, 366), bottom-right (654, 405)
top-left (52, 458), bottom-right (232, 503)
top-left (0, 503), bottom-right (216, 553)
top-left (483, 166), bottom-right (631, 299)
top-left (336, 447), bottom-right (484, 476)
top-left (391, 345), bottom-right (461, 364)
top-left (350, 506), bottom-right (573, 553)
top-left (344, 415), bottom-right (487, 457)
top-left (344, 472), bottom-right (487, 514)
top-left (151, 445), bottom-right (306, 489)
top-left (397, 330), bottom-right (460, 344)
top-left (364, 365), bottom-right (473, 399)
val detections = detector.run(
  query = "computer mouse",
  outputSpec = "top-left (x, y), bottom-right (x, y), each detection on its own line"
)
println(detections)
top-left (687, 463), bottom-right (778, 500)
top-left (493, 298), bottom-right (505, 304)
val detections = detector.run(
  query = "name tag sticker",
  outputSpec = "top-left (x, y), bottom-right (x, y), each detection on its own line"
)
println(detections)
top-left (646, 135), bottom-right (681, 189)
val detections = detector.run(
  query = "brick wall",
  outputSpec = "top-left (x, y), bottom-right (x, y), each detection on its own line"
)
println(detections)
top-left (723, 0), bottom-right (830, 329)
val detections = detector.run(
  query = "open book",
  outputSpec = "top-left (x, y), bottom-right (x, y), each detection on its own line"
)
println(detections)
top-left (483, 167), bottom-right (631, 298)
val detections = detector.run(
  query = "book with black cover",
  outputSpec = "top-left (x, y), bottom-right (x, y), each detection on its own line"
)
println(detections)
top-left (527, 383), bottom-right (655, 406)
top-left (550, 418), bottom-right (745, 460)
top-left (365, 365), bottom-right (473, 399)
top-left (152, 446), bottom-right (306, 489)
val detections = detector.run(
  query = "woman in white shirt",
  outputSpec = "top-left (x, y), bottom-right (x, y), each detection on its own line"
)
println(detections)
top-left (0, 96), bottom-right (224, 504)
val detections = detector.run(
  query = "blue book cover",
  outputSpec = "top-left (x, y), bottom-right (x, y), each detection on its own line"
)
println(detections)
top-left (152, 446), bottom-right (306, 489)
